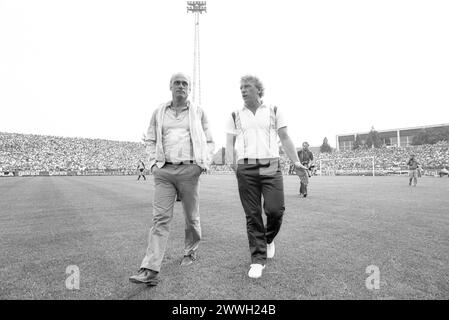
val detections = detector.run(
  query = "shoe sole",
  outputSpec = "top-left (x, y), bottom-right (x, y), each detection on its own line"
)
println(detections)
top-left (248, 270), bottom-right (265, 278)
top-left (129, 278), bottom-right (159, 286)
top-left (145, 280), bottom-right (159, 287)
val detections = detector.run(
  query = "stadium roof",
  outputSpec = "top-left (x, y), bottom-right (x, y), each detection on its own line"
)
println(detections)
top-left (336, 123), bottom-right (449, 137)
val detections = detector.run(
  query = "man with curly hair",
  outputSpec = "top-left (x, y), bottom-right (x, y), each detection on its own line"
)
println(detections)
top-left (226, 75), bottom-right (308, 279)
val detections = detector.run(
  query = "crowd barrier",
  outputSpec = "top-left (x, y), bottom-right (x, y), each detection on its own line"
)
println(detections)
top-left (0, 168), bottom-right (447, 177)
top-left (0, 170), bottom-right (143, 177)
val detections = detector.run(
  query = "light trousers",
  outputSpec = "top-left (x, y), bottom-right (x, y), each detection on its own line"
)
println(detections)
top-left (140, 163), bottom-right (202, 272)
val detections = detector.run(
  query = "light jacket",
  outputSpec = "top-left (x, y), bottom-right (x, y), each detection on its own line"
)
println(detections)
top-left (144, 100), bottom-right (215, 170)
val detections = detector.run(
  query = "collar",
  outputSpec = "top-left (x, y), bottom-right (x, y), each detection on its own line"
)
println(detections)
top-left (241, 101), bottom-right (266, 112)
top-left (165, 100), bottom-right (191, 111)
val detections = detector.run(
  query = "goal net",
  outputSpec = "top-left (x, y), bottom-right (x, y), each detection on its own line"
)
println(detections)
top-left (318, 157), bottom-right (375, 176)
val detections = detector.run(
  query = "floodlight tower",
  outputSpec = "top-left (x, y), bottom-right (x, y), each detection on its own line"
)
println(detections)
top-left (187, 1), bottom-right (206, 105)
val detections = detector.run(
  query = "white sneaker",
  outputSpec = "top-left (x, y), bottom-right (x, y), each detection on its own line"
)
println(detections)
top-left (248, 264), bottom-right (265, 279)
top-left (267, 241), bottom-right (275, 259)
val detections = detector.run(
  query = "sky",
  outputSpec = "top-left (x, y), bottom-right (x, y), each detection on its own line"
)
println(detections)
top-left (1, 0), bottom-right (448, 149)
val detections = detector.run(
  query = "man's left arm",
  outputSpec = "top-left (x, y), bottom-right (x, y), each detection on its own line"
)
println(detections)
top-left (274, 108), bottom-right (307, 172)
top-left (278, 127), bottom-right (307, 171)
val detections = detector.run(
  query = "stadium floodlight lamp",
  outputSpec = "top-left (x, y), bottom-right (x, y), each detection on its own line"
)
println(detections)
top-left (187, 1), bottom-right (207, 13)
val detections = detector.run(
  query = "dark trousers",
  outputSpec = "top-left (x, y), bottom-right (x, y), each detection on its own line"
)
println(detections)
top-left (138, 169), bottom-right (146, 180)
top-left (299, 161), bottom-right (309, 194)
top-left (300, 181), bottom-right (307, 194)
top-left (236, 159), bottom-right (285, 264)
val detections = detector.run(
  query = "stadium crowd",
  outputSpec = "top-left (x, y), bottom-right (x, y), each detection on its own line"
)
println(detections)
top-left (313, 141), bottom-right (449, 171)
top-left (0, 132), bottom-right (146, 173)
top-left (1, 132), bottom-right (448, 175)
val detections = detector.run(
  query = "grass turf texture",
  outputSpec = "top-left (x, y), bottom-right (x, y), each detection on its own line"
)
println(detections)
top-left (1, 175), bottom-right (448, 300)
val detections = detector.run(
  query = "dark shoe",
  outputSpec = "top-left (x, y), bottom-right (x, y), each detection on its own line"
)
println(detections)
top-left (176, 197), bottom-right (181, 202)
top-left (129, 268), bottom-right (159, 286)
top-left (180, 252), bottom-right (197, 266)
top-left (303, 193), bottom-right (307, 198)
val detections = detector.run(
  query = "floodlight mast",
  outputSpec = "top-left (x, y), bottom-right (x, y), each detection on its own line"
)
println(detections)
top-left (187, 1), bottom-right (206, 105)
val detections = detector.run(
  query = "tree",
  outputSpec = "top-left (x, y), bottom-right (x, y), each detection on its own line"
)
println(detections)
top-left (365, 127), bottom-right (382, 148)
top-left (353, 134), bottom-right (362, 150)
top-left (320, 137), bottom-right (332, 153)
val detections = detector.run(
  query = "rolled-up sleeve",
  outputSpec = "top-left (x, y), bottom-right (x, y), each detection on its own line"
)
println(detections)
top-left (275, 107), bottom-right (287, 130)
top-left (144, 109), bottom-right (158, 164)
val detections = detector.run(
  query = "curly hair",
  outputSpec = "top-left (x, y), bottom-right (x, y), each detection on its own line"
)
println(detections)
top-left (240, 75), bottom-right (265, 98)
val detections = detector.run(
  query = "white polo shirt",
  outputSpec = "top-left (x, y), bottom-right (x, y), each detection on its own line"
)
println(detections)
top-left (225, 104), bottom-right (287, 161)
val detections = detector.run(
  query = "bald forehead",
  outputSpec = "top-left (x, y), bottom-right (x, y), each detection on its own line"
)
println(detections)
top-left (170, 73), bottom-right (191, 86)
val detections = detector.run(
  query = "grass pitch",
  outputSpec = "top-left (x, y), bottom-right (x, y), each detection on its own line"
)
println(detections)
top-left (1, 174), bottom-right (448, 300)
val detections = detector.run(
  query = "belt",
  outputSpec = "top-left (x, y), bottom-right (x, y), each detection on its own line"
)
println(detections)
top-left (237, 158), bottom-right (278, 165)
top-left (165, 160), bottom-right (196, 165)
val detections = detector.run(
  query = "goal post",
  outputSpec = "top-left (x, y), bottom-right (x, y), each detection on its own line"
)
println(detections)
top-left (319, 156), bottom-right (375, 177)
